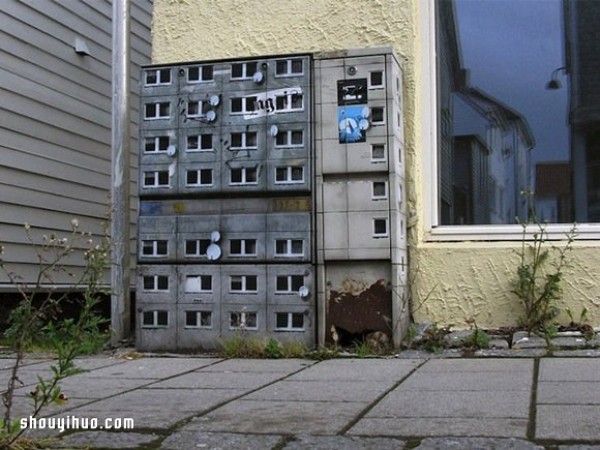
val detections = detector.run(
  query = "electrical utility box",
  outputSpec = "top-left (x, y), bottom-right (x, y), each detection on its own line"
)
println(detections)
top-left (136, 47), bottom-right (407, 351)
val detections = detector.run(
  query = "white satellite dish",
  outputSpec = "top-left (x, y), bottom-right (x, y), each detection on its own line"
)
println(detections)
top-left (270, 125), bottom-right (278, 137)
top-left (359, 119), bottom-right (370, 131)
top-left (166, 145), bottom-right (177, 157)
top-left (205, 110), bottom-right (216, 122)
top-left (210, 230), bottom-right (221, 242)
top-left (298, 286), bottom-right (309, 298)
top-left (362, 106), bottom-right (371, 118)
top-left (252, 71), bottom-right (264, 84)
top-left (209, 94), bottom-right (220, 106)
top-left (206, 243), bottom-right (221, 261)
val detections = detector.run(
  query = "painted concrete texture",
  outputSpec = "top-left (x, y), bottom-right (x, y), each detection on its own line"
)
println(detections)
top-left (4, 354), bottom-right (600, 449)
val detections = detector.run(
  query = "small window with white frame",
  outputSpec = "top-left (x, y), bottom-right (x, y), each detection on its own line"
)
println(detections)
top-left (144, 102), bottom-right (170, 120)
top-left (231, 61), bottom-right (258, 79)
top-left (369, 70), bottom-right (384, 89)
top-left (185, 310), bottom-right (212, 329)
top-left (230, 96), bottom-right (257, 114)
top-left (275, 92), bottom-right (303, 112)
top-left (142, 310), bottom-right (169, 328)
top-left (141, 240), bottom-right (168, 257)
top-left (275, 275), bottom-right (304, 293)
top-left (185, 239), bottom-right (211, 257)
top-left (372, 181), bottom-right (388, 200)
top-left (373, 218), bottom-right (389, 238)
top-left (230, 167), bottom-right (258, 185)
top-left (275, 130), bottom-right (304, 148)
top-left (230, 275), bottom-right (258, 293)
top-left (229, 239), bottom-right (257, 257)
top-left (274, 239), bottom-right (304, 257)
top-left (230, 131), bottom-right (257, 149)
top-left (229, 311), bottom-right (258, 330)
top-left (144, 68), bottom-right (171, 86)
top-left (187, 100), bottom-right (207, 119)
top-left (143, 275), bottom-right (169, 292)
top-left (275, 166), bottom-right (304, 184)
top-left (275, 58), bottom-right (304, 76)
top-left (275, 312), bottom-right (305, 331)
top-left (185, 275), bottom-right (212, 293)
top-left (185, 169), bottom-right (213, 187)
top-left (371, 106), bottom-right (385, 125)
top-left (187, 65), bottom-right (213, 83)
top-left (144, 136), bottom-right (170, 154)
top-left (143, 170), bottom-right (170, 188)
top-left (371, 144), bottom-right (386, 162)
top-left (186, 134), bottom-right (213, 152)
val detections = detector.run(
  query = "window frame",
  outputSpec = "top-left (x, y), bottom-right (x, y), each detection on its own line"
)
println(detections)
top-left (186, 133), bottom-right (213, 152)
top-left (184, 274), bottom-right (212, 293)
top-left (275, 312), bottom-right (305, 331)
top-left (142, 310), bottom-right (169, 328)
top-left (142, 275), bottom-right (169, 292)
top-left (229, 311), bottom-right (258, 330)
top-left (229, 275), bottom-right (258, 293)
top-left (421, 0), bottom-right (600, 241)
top-left (229, 166), bottom-right (258, 185)
top-left (274, 166), bottom-right (304, 184)
top-left (275, 275), bottom-right (304, 293)
top-left (229, 239), bottom-right (257, 257)
top-left (144, 102), bottom-right (170, 120)
top-left (274, 238), bottom-right (304, 257)
top-left (141, 240), bottom-right (168, 257)
top-left (143, 170), bottom-right (170, 188)
top-left (184, 310), bottom-right (213, 329)
top-left (144, 136), bottom-right (170, 154)
top-left (185, 168), bottom-right (213, 187)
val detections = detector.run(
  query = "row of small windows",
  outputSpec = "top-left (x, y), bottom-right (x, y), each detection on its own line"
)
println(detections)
top-left (142, 166), bottom-right (305, 187)
top-left (144, 95), bottom-right (305, 120)
top-left (141, 238), bottom-right (305, 258)
top-left (141, 310), bottom-right (305, 331)
top-left (144, 59), bottom-right (305, 86)
top-left (144, 130), bottom-right (305, 153)
top-left (143, 273), bottom-right (305, 294)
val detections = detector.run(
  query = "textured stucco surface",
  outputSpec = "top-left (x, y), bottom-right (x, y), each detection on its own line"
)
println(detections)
top-left (152, 0), bottom-right (600, 329)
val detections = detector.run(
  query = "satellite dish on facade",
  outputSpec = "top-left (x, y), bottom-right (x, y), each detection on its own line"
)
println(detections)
top-left (359, 119), bottom-right (370, 131)
top-left (206, 243), bottom-right (222, 261)
top-left (270, 125), bottom-right (278, 137)
top-left (361, 106), bottom-right (371, 118)
top-left (253, 71), bottom-right (264, 84)
top-left (210, 230), bottom-right (221, 242)
top-left (209, 94), bottom-right (220, 106)
top-left (166, 145), bottom-right (177, 157)
top-left (205, 110), bottom-right (216, 122)
top-left (298, 286), bottom-right (309, 298)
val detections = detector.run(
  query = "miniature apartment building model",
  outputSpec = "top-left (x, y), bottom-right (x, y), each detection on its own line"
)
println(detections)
top-left (136, 47), bottom-right (408, 351)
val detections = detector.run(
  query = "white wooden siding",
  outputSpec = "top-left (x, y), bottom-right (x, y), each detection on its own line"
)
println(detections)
top-left (0, 0), bottom-right (152, 289)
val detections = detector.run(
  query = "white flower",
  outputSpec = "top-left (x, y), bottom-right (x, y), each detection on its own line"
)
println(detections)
top-left (71, 218), bottom-right (79, 228)
top-left (24, 223), bottom-right (30, 230)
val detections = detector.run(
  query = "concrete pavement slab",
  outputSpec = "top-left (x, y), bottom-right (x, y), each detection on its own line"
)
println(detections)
top-left (537, 381), bottom-right (600, 404)
top-left (182, 399), bottom-right (369, 435)
top-left (536, 404), bottom-right (600, 441)
top-left (147, 370), bottom-right (289, 390)
top-left (412, 437), bottom-right (544, 449)
top-left (282, 434), bottom-right (407, 449)
top-left (539, 358), bottom-right (600, 381)
top-left (82, 357), bottom-right (222, 379)
top-left (160, 431), bottom-right (284, 450)
top-left (52, 430), bottom-right (161, 449)
top-left (244, 380), bottom-right (390, 402)
top-left (199, 358), bottom-right (315, 373)
top-left (348, 417), bottom-right (529, 438)
top-left (56, 387), bottom-right (243, 429)
top-left (286, 358), bottom-right (423, 382)
top-left (418, 358), bottom-right (533, 373)
top-left (396, 370), bottom-right (532, 391)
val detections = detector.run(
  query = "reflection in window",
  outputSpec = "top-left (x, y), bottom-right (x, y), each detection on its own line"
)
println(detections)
top-left (437, 0), bottom-right (599, 224)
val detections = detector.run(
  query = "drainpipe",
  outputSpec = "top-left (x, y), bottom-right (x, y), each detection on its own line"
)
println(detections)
top-left (111, 0), bottom-right (131, 346)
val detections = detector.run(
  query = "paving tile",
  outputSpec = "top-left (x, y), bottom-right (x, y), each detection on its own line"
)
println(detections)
top-left (283, 434), bottom-right (406, 449)
top-left (539, 358), bottom-right (600, 382)
top-left (418, 358), bottom-right (533, 373)
top-left (199, 358), bottom-right (315, 373)
top-left (537, 381), bottom-right (600, 404)
top-left (536, 404), bottom-right (600, 440)
top-left (244, 380), bottom-right (390, 402)
top-left (287, 358), bottom-right (422, 382)
top-left (54, 431), bottom-right (161, 449)
top-left (413, 437), bottom-right (544, 449)
top-left (160, 431), bottom-right (283, 450)
top-left (81, 357), bottom-right (221, 379)
top-left (396, 371), bottom-right (531, 391)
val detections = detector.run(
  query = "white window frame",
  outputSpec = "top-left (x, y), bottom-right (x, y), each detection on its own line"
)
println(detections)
top-left (372, 181), bottom-right (388, 200)
top-left (185, 275), bottom-right (212, 293)
top-left (142, 310), bottom-right (169, 328)
top-left (144, 102), bottom-right (170, 120)
top-left (144, 136), bottom-right (170, 154)
top-left (230, 96), bottom-right (257, 115)
top-left (229, 311), bottom-right (258, 330)
top-left (143, 170), bottom-right (170, 188)
top-left (184, 310), bottom-right (213, 329)
top-left (229, 167), bottom-right (258, 185)
top-left (229, 275), bottom-right (258, 293)
top-left (144, 68), bottom-right (171, 86)
top-left (184, 239), bottom-right (211, 257)
top-left (275, 130), bottom-right (304, 148)
top-left (231, 61), bottom-right (258, 80)
top-left (275, 58), bottom-right (304, 77)
top-left (373, 218), bottom-right (389, 238)
top-left (370, 106), bottom-right (385, 125)
top-left (274, 239), bottom-right (304, 257)
top-left (275, 312), bottom-right (305, 331)
top-left (275, 275), bottom-right (304, 294)
top-left (370, 143), bottom-right (387, 163)
top-left (186, 100), bottom-right (206, 119)
top-left (186, 134), bottom-right (213, 152)
top-left (230, 131), bottom-right (258, 150)
top-left (185, 168), bottom-right (213, 187)
top-left (187, 65), bottom-right (213, 83)
top-left (420, 0), bottom-right (600, 241)
top-left (368, 70), bottom-right (385, 89)
top-left (229, 239), bottom-right (257, 257)
top-left (275, 166), bottom-right (304, 184)
top-left (275, 92), bottom-right (304, 112)
top-left (141, 240), bottom-right (168, 257)
top-left (142, 275), bottom-right (169, 292)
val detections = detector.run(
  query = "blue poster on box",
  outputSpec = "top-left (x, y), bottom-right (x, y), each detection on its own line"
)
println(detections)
top-left (337, 79), bottom-right (370, 144)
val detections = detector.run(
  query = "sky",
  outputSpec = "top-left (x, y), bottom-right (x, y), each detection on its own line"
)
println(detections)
top-left (454, 0), bottom-right (569, 164)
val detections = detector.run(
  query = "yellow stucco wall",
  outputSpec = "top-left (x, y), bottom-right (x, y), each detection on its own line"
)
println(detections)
top-left (151, 0), bottom-right (600, 330)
